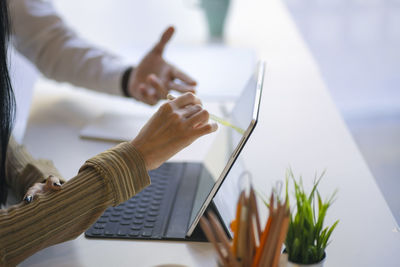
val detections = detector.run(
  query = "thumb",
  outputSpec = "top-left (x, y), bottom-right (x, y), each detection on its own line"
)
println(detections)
top-left (151, 26), bottom-right (175, 55)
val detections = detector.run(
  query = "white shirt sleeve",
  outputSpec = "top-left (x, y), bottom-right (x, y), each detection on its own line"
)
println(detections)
top-left (9, 0), bottom-right (129, 95)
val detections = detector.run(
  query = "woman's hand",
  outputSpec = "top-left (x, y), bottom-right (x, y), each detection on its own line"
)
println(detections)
top-left (127, 26), bottom-right (197, 105)
top-left (131, 92), bottom-right (218, 170)
top-left (23, 175), bottom-right (63, 203)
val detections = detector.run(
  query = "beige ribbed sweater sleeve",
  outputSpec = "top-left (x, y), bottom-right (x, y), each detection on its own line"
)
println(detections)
top-left (0, 142), bottom-right (150, 266)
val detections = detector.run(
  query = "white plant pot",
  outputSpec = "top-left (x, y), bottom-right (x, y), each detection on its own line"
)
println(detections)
top-left (287, 259), bottom-right (325, 267)
top-left (283, 252), bottom-right (326, 267)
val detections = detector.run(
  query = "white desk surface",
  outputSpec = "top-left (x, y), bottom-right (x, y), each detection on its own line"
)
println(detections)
top-left (19, 0), bottom-right (399, 266)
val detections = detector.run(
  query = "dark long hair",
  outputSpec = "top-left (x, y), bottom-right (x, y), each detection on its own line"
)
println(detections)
top-left (0, 0), bottom-right (15, 204)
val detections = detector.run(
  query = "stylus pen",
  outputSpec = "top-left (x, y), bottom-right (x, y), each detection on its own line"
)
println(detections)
top-left (166, 94), bottom-right (245, 135)
top-left (208, 114), bottom-right (245, 135)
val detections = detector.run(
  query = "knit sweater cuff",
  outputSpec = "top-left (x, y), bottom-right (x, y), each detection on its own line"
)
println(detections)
top-left (79, 142), bottom-right (150, 206)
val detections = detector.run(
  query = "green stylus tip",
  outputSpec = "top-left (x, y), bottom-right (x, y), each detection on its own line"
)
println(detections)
top-left (209, 114), bottom-right (245, 135)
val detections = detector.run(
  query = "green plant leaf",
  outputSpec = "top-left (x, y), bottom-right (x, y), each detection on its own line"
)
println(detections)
top-left (322, 220), bottom-right (339, 248)
top-left (283, 169), bottom-right (339, 264)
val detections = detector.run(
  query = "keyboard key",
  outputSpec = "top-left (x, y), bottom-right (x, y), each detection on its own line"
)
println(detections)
top-left (144, 222), bottom-right (155, 228)
top-left (97, 218), bottom-right (107, 223)
top-left (94, 223), bottom-right (105, 229)
top-left (139, 203), bottom-right (148, 208)
top-left (120, 220), bottom-right (131, 225)
top-left (150, 205), bottom-right (159, 211)
top-left (135, 214), bottom-right (145, 219)
top-left (131, 225), bottom-right (141, 230)
top-left (117, 229), bottom-right (127, 236)
top-left (141, 197), bottom-right (150, 203)
top-left (133, 219), bottom-right (143, 225)
top-left (146, 217), bottom-right (157, 222)
top-left (128, 230), bottom-right (140, 237)
top-left (137, 208), bottom-right (146, 214)
top-left (127, 204), bottom-right (136, 209)
top-left (123, 213), bottom-right (133, 219)
top-left (111, 211), bottom-right (121, 217)
top-left (148, 211), bottom-right (158, 217)
top-left (128, 198), bottom-right (138, 203)
top-left (109, 217), bottom-right (120, 222)
top-left (141, 230), bottom-right (153, 237)
top-left (105, 230), bottom-right (114, 236)
top-left (92, 229), bottom-right (103, 235)
top-left (154, 195), bottom-right (163, 201)
top-left (124, 209), bottom-right (135, 215)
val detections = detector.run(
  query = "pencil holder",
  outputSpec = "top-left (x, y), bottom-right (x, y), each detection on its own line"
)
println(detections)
top-left (200, 185), bottom-right (290, 267)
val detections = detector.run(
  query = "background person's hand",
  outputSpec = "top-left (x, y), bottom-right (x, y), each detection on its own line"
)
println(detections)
top-left (23, 175), bottom-right (63, 203)
top-left (131, 93), bottom-right (218, 170)
top-left (127, 26), bottom-right (197, 105)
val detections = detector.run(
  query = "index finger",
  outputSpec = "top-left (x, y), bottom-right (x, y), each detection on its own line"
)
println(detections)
top-left (151, 26), bottom-right (174, 55)
top-left (168, 92), bottom-right (202, 107)
top-left (172, 67), bottom-right (197, 86)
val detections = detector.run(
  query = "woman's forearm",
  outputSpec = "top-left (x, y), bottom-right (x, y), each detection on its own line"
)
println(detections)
top-left (0, 142), bottom-right (150, 266)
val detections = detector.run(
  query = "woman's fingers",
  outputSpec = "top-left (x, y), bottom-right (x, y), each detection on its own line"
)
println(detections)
top-left (171, 92), bottom-right (202, 107)
top-left (131, 92), bottom-right (217, 170)
top-left (168, 81), bottom-right (196, 94)
top-left (171, 67), bottom-right (197, 86)
top-left (186, 108), bottom-right (210, 126)
top-left (182, 104), bottom-right (202, 118)
top-left (169, 94), bottom-right (213, 129)
top-left (194, 122), bottom-right (218, 138)
top-left (45, 175), bottom-right (62, 191)
top-left (24, 183), bottom-right (44, 203)
top-left (183, 105), bottom-right (218, 136)
top-left (23, 175), bottom-right (63, 204)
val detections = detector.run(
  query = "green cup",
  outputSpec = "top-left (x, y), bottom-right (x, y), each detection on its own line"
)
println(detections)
top-left (200, 0), bottom-right (231, 40)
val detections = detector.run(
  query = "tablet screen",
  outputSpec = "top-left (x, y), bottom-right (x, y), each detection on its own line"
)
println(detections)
top-left (187, 62), bottom-right (264, 235)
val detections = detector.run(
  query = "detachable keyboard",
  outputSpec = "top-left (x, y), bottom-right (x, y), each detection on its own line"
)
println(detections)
top-left (85, 163), bottom-right (185, 240)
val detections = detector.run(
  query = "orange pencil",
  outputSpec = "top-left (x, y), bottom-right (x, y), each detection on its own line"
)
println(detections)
top-left (249, 186), bottom-right (262, 236)
top-left (271, 207), bottom-right (290, 267)
top-left (252, 193), bottom-right (274, 267)
top-left (208, 212), bottom-right (239, 267)
top-left (259, 206), bottom-right (280, 267)
top-left (247, 198), bottom-right (256, 266)
top-left (200, 217), bottom-right (229, 266)
top-left (237, 193), bottom-right (249, 263)
top-left (263, 202), bottom-right (286, 267)
top-left (232, 192), bottom-right (245, 257)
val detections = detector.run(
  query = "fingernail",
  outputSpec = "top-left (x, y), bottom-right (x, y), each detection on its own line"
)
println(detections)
top-left (24, 195), bottom-right (32, 203)
top-left (53, 182), bottom-right (62, 187)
